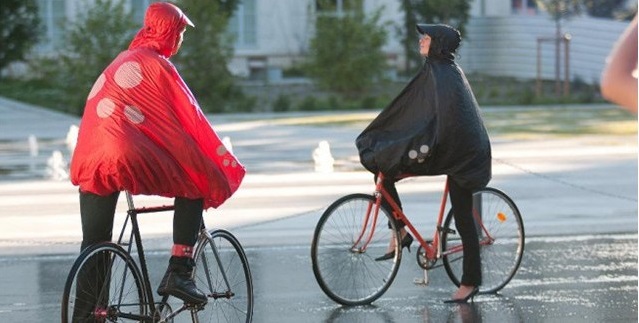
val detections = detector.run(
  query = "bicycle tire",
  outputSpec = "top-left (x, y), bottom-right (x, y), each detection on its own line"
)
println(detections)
top-left (61, 243), bottom-right (148, 322)
top-left (441, 187), bottom-right (525, 294)
top-left (192, 229), bottom-right (254, 323)
top-left (311, 193), bottom-right (402, 306)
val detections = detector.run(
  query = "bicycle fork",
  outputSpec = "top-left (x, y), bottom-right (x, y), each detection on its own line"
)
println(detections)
top-left (350, 197), bottom-right (380, 253)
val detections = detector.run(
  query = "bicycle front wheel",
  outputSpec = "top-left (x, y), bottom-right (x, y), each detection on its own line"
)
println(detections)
top-left (311, 193), bottom-right (401, 306)
top-left (193, 229), bottom-right (253, 323)
top-left (442, 187), bottom-right (525, 294)
top-left (61, 243), bottom-right (147, 323)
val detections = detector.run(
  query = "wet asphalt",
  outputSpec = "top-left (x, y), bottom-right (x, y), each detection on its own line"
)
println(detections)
top-left (0, 101), bottom-right (637, 322)
top-left (0, 232), bottom-right (636, 322)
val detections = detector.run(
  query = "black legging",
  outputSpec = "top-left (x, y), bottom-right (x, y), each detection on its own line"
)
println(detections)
top-left (79, 191), bottom-right (203, 250)
top-left (447, 178), bottom-right (482, 286)
top-left (380, 176), bottom-right (482, 286)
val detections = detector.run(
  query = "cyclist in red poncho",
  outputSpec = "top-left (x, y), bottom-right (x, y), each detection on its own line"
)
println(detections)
top-left (70, 2), bottom-right (245, 307)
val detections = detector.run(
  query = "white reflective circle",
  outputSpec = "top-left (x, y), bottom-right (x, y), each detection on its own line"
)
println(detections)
top-left (216, 145), bottom-right (227, 156)
top-left (114, 61), bottom-right (143, 89)
top-left (87, 74), bottom-right (106, 100)
top-left (124, 105), bottom-right (145, 124)
top-left (96, 98), bottom-right (116, 118)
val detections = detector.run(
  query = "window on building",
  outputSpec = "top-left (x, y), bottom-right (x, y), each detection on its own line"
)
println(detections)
top-left (512, 0), bottom-right (538, 15)
top-left (229, 0), bottom-right (257, 48)
top-left (130, 0), bottom-right (159, 25)
top-left (316, 0), bottom-right (363, 17)
top-left (35, 0), bottom-right (154, 54)
top-left (35, 0), bottom-right (67, 53)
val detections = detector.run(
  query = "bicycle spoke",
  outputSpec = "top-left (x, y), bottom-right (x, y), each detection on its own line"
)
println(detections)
top-left (442, 187), bottom-right (524, 294)
top-left (61, 244), bottom-right (146, 323)
top-left (194, 230), bottom-right (253, 323)
top-left (312, 194), bottom-right (401, 305)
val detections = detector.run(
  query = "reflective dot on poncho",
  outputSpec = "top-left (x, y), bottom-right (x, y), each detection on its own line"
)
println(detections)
top-left (114, 61), bottom-right (143, 89)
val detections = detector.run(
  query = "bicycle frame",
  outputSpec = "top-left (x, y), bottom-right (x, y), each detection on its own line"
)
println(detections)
top-left (118, 192), bottom-right (174, 321)
top-left (352, 173), bottom-right (495, 264)
top-left (117, 192), bottom-right (212, 322)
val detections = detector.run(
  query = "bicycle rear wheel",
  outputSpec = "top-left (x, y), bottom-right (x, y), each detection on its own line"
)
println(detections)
top-left (311, 193), bottom-right (401, 306)
top-left (442, 187), bottom-right (525, 294)
top-left (192, 229), bottom-right (253, 323)
top-left (61, 243), bottom-right (147, 322)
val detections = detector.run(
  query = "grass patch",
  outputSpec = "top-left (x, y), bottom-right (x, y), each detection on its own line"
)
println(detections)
top-left (483, 105), bottom-right (637, 137)
top-left (0, 78), bottom-right (65, 112)
top-left (261, 105), bottom-right (636, 137)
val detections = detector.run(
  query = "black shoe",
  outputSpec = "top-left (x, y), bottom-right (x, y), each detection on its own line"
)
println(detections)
top-left (374, 233), bottom-right (414, 261)
top-left (443, 286), bottom-right (480, 304)
top-left (157, 256), bottom-right (207, 305)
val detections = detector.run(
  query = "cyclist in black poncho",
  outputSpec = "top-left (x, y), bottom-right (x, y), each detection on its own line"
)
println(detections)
top-left (356, 24), bottom-right (491, 303)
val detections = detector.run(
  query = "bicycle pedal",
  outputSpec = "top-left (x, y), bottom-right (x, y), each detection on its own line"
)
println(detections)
top-left (413, 268), bottom-right (430, 286)
top-left (413, 277), bottom-right (429, 286)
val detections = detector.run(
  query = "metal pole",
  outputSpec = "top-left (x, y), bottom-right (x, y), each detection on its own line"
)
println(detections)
top-left (555, 21), bottom-right (562, 97)
top-left (537, 38), bottom-right (542, 97)
top-left (564, 34), bottom-right (571, 97)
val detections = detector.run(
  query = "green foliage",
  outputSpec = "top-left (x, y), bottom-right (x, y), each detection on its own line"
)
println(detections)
top-left (173, 0), bottom-right (251, 113)
top-left (32, 0), bottom-right (137, 115)
top-left (582, 0), bottom-right (627, 18)
top-left (0, 0), bottom-right (41, 76)
top-left (305, 7), bottom-right (388, 98)
top-left (399, 0), bottom-right (471, 74)
top-left (535, 0), bottom-right (582, 23)
top-left (298, 96), bottom-right (320, 111)
top-left (272, 94), bottom-right (292, 112)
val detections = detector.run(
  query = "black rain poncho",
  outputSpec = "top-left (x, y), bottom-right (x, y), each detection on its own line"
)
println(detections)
top-left (356, 47), bottom-right (491, 190)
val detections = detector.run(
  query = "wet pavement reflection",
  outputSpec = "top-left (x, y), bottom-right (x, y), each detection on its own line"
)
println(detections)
top-left (0, 233), bottom-right (636, 322)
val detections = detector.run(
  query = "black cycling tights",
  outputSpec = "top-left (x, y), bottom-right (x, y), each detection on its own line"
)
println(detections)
top-left (380, 176), bottom-right (482, 286)
top-left (79, 191), bottom-right (203, 251)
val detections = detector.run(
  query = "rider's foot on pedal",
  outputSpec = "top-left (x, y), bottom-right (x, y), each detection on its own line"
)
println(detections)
top-left (157, 256), bottom-right (207, 305)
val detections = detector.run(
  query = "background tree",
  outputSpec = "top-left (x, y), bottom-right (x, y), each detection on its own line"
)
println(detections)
top-left (0, 0), bottom-right (41, 79)
top-left (305, 2), bottom-right (388, 98)
top-left (399, 0), bottom-right (471, 74)
top-left (583, 0), bottom-right (636, 19)
top-left (174, 0), bottom-right (251, 113)
top-left (535, 0), bottom-right (582, 96)
top-left (34, 0), bottom-right (136, 115)
top-left (583, 0), bottom-right (625, 18)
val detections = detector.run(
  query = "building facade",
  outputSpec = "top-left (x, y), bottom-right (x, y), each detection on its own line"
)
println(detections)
top-left (29, 0), bottom-right (634, 84)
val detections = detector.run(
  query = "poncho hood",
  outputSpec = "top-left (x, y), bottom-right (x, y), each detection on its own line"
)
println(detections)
top-left (129, 2), bottom-right (194, 58)
top-left (416, 23), bottom-right (462, 57)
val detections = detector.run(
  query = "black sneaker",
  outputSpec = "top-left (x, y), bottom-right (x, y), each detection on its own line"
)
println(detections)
top-left (157, 256), bottom-right (207, 304)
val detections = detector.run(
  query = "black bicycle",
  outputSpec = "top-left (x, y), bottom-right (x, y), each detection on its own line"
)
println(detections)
top-left (61, 192), bottom-right (253, 322)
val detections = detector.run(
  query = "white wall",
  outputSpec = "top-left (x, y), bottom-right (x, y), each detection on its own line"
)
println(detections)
top-left (470, 0), bottom-right (513, 17)
top-left (457, 15), bottom-right (628, 84)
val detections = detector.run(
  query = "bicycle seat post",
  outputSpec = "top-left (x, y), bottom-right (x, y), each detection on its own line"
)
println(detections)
top-left (114, 191), bottom-right (136, 247)
top-left (125, 191), bottom-right (136, 211)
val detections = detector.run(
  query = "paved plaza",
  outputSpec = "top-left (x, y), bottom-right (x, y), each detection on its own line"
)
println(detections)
top-left (0, 96), bottom-right (636, 322)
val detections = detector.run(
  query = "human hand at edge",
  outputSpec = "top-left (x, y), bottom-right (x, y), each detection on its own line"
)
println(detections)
top-left (600, 14), bottom-right (638, 115)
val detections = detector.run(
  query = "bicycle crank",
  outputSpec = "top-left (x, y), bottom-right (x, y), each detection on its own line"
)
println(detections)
top-left (416, 244), bottom-right (438, 270)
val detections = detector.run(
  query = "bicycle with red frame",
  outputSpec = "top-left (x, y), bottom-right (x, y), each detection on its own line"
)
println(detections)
top-left (311, 172), bottom-right (524, 306)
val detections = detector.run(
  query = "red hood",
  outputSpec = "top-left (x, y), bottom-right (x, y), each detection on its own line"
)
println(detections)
top-left (129, 2), bottom-right (193, 58)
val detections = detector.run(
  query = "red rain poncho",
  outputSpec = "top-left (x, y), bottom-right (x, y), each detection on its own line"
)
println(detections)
top-left (70, 2), bottom-right (245, 209)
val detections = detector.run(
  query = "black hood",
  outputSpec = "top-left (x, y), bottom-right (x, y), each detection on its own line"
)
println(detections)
top-left (416, 24), bottom-right (461, 54)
